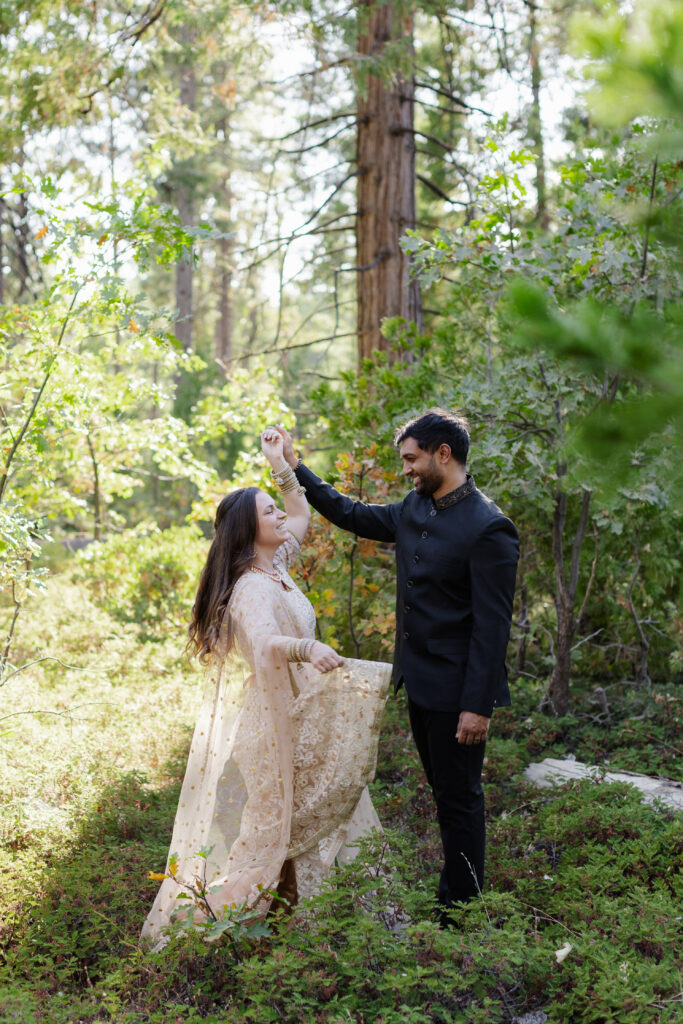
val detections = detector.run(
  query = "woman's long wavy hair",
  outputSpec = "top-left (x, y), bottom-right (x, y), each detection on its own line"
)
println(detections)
top-left (187, 487), bottom-right (259, 662)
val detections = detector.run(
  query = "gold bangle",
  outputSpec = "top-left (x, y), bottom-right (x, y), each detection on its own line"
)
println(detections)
top-left (271, 464), bottom-right (305, 495)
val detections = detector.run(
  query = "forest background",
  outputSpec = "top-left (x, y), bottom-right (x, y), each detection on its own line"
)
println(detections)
top-left (0, 1), bottom-right (681, 1022)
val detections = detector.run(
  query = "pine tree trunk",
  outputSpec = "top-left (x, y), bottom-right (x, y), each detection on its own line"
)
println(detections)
top-left (356, 1), bottom-right (421, 362)
top-left (16, 189), bottom-right (31, 299)
top-left (0, 183), bottom-right (4, 304)
top-left (175, 28), bottom-right (196, 352)
top-left (214, 114), bottom-right (233, 369)
top-left (86, 433), bottom-right (103, 541)
top-left (528, 3), bottom-right (548, 228)
top-left (215, 250), bottom-right (233, 368)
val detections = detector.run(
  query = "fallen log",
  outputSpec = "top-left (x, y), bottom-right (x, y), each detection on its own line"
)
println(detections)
top-left (524, 758), bottom-right (683, 811)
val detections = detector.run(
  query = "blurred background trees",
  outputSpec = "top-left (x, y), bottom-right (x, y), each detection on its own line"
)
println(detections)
top-left (0, 0), bottom-right (680, 709)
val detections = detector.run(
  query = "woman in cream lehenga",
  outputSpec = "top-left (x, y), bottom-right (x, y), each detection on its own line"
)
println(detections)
top-left (141, 429), bottom-right (391, 945)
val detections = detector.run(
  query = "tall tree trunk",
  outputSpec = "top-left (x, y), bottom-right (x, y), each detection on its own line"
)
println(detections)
top-left (175, 26), bottom-right (196, 352)
top-left (356, 1), bottom-right (422, 363)
top-left (16, 189), bottom-right (31, 299)
top-left (86, 432), bottom-right (102, 541)
top-left (628, 539), bottom-right (651, 690)
top-left (545, 487), bottom-right (592, 716)
top-left (214, 114), bottom-right (233, 370)
top-left (0, 182), bottom-right (4, 304)
top-left (515, 575), bottom-right (529, 674)
top-left (108, 105), bottom-right (122, 370)
top-left (215, 249), bottom-right (233, 367)
top-left (527, 2), bottom-right (548, 228)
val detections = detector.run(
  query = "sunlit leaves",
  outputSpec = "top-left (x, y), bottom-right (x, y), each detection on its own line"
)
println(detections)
top-left (572, 0), bottom-right (683, 155)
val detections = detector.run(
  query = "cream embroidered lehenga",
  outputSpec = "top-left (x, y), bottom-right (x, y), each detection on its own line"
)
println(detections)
top-left (141, 533), bottom-right (391, 943)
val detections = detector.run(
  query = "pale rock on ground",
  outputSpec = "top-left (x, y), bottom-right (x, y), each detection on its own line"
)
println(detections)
top-left (524, 758), bottom-right (683, 811)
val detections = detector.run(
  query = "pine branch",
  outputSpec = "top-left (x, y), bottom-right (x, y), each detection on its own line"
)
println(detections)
top-left (277, 120), bottom-right (358, 156)
top-left (120, 1), bottom-right (167, 44)
top-left (414, 79), bottom-right (492, 117)
top-left (276, 111), bottom-right (357, 141)
top-left (416, 174), bottom-right (468, 207)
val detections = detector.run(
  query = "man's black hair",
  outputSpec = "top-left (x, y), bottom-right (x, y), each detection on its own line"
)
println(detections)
top-left (394, 408), bottom-right (470, 465)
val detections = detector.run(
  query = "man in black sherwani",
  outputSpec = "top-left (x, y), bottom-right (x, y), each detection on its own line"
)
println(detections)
top-left (275, 409), bottom-right (519, 922)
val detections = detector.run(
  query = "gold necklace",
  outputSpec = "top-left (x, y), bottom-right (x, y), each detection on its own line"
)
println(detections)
top-left (250, 564), bottom-right (281, 581)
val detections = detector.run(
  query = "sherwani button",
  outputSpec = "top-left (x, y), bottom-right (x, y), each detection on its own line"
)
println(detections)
top-left (414, 555), bottom-right (419, 562)
top-left (421, 531), bottom-right (428, 538)
top-left (407, 579), bottom-right (414, 587)
top-left (404, 605), bottom-right (411, 613)
top-left (429, 509), bottom-right (437, 516)
top-left (403, 631), bottom-right (409, 639)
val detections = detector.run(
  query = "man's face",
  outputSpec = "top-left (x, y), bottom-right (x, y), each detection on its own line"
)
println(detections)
top-left (399, 437), bottom-right (444, 496)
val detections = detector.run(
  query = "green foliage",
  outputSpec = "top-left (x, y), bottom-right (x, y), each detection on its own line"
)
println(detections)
top-left (73, 525), bottom-right (207, 641)
top-left (0, 176), bottom-right (216, 593)
top-left (507, 0), bottom-right (683, 487)
top-left (573, 0), bottom-right (683, 154)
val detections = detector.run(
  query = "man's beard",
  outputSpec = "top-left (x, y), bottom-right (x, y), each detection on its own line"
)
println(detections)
top-left (412, 457), bottom-right (444, 497)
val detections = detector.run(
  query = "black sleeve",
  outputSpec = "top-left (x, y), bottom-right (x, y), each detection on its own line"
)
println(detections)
top-left (461, 517), bottom-right (519, 717)
top-left (295, 462), bottom-right (401, 543)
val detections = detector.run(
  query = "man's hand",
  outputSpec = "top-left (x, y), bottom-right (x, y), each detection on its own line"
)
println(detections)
top-left (456, 710), bottom-right (490, 745)
top-left (274, 425), bottom-right (298, 468)
top-left (261, 428), bottom-right (286, 470)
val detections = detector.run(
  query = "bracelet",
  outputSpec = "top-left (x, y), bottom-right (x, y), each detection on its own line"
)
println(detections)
top-left (271, 463), bottom-right (306, 495)
top-left (286, 638), bottom-right (316, 663)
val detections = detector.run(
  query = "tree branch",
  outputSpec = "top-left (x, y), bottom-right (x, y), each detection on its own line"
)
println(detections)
top-left (0, 284), bottom-right (81, 506)
top-left (416, 174), bottom-right (469, 206)
top-left (277, 119), bottom-right (358, 156)
top-left (276, 111), bottom-right (357, 141)
top-left (414, 79), bottom-right (492, 117)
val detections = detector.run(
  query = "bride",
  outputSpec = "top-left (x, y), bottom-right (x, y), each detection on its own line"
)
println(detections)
top-left (141, 429), bottom-right (391, 942)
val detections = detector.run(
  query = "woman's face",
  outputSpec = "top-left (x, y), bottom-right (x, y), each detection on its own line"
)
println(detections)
top-left (254, 489), bottom-right (288, 551)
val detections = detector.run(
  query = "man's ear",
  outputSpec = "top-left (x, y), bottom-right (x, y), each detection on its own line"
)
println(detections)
top-left (437, 443), bottom-right (452, 463)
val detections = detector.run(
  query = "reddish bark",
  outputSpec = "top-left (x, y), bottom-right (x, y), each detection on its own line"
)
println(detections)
top-left (356, 2), bottom-right (422, 362)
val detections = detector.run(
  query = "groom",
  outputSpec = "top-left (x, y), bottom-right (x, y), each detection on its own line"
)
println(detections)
top-left (275, 410), bottom-right (519, 920)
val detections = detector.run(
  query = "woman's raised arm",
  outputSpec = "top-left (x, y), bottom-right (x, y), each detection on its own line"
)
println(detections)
top-left (260, 428), bottom-right (310, 544)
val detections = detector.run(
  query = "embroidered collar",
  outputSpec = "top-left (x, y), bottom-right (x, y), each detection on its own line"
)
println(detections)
top-left (433, 475), bottom-right (476, 511)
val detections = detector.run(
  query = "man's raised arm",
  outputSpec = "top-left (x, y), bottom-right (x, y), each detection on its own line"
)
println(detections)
top-left (274, 425), bottom-right (400, 543)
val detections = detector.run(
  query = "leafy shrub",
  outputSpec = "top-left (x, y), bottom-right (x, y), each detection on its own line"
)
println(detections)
top-left (73, 525), bottom-right (207, 641)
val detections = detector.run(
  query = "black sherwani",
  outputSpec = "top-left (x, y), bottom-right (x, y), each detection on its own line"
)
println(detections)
top-left (295, 462), bottom-right (519, 907)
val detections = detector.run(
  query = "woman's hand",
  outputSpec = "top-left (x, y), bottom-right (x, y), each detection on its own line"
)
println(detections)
top-left (273, 425), bottom-right (298, 468)
top-left (310, 641), bottom-right (345, 674)
top-left (261, 428), bottom-right (286, 470)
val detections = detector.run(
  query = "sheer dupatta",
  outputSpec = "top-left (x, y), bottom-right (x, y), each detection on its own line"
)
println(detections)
top-left (141, 538), bottom-right (391, 942)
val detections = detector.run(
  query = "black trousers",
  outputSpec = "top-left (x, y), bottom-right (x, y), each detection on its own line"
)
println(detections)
top-left (408, 698), bottom-right (486, 905)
